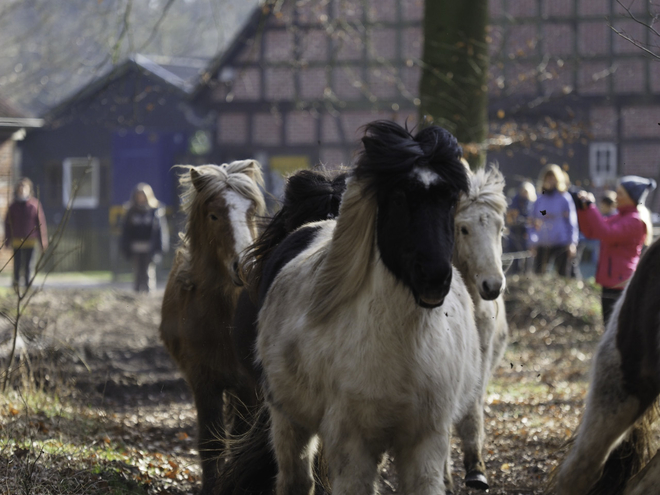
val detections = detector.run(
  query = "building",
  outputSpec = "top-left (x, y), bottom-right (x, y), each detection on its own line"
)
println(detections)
top-left (0, 99), bottom-right (43, 267)
top-left (193, 0), bottom-right (660, 211)
top-left (18, 55), bottom-right (210, 271)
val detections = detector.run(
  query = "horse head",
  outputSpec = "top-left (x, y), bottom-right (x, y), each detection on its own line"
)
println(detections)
top-left (180, 160), bottom-right (265, 286)
top-left (454, 166), bottom-right (507, 300)
top-left (356, 121), bottom-right (469, 308)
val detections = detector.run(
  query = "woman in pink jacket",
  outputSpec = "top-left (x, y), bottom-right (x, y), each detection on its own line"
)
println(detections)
top-left (576, 176), bottom-right (656, 324)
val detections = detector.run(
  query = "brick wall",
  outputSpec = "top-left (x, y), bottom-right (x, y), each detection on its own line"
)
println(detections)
top-left (0, 140), bottom-right (14, 268)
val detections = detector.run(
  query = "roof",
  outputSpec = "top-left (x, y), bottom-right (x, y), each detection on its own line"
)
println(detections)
top-left (0, 97), bottom-right (43, 130)
top-left (45, 54), bottom-right (211, 120)
top-left (191, 3), bottom-right (270, 98)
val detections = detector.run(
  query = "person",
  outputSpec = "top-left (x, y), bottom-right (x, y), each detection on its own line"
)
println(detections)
top-left (506, 181), bottom-right (536, 273)
top-left (120, 183), bottom-right (169, 292)
top-left (575, 176), bottom-right (656, 325)
top-left (529, 164), bottom-right (579, 277)
top-left (4, 178), bottom-right (48, 290)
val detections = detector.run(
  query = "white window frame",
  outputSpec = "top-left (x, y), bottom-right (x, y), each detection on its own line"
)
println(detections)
top-left (63, 157), bottom-right (100, 209)
top-left (589, 142), bottom-right (617, 187)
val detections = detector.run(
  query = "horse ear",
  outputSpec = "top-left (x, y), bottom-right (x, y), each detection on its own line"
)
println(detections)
top-left (242, 160), bottom-right (261, 181)
top-left (190, 169), bottom-right (209, 192)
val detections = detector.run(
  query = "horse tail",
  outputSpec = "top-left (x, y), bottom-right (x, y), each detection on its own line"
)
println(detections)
top-left (588, 402), bottom-right (658, 495)
top-left (546, 395), bottom-right (659, 495)
top-left (240, 167), bottom-right (348, 297)
top-left (216, 405), bottom-right (276, 495)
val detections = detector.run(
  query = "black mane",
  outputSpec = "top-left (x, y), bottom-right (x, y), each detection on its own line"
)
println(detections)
top-left (241, 167), bottom-right (348, 294)
top-left (355, 120), bottom-right (469, 195)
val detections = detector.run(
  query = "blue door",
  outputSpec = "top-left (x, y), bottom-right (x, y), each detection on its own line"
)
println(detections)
top-left (112, 130), bottom-right (187, 207)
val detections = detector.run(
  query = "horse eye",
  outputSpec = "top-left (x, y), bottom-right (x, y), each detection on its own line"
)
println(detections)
top-left (461, 226), bottom-right (469, 235)
top-left (209, 213), bottom-right (219, 221)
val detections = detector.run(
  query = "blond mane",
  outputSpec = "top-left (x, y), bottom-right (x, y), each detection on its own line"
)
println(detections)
top-left (307, 177), bottom-right (377, 325)
top-left (456, 165), bottom-right (507, 216)
top-left (175, 160), bottom-right (266, 245)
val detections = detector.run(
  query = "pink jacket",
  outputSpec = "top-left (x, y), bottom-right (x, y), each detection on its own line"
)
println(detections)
top-left (577, 204), bottom-right (646, 288)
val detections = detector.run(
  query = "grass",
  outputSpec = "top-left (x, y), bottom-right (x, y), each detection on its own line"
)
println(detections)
top-left (0, 379), bottom-right (198, 494)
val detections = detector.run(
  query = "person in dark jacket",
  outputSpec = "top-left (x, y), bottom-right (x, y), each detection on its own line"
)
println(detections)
top-left (576, 175), bottom-right (656, 324)
top-left (4, 178), bottom-right (48, 290)
top-left (120, 183), bottom-right (169, 292)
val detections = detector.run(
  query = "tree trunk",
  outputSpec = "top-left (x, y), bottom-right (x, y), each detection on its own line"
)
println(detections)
top-left (419, 0), bottom-right (489, 169)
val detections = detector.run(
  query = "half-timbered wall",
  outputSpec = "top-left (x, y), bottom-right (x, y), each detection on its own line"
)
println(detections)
top-left (200, 0), bottom-right (660, 210)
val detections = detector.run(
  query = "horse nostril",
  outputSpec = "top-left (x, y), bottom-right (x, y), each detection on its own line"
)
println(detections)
top-left (232, 260), bottom-right (239, 274)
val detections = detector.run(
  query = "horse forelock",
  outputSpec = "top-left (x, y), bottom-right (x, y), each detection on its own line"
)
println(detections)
top-left (355, 120), bottom-right (469, 197)
top-left (457, 165), bottom-right (507, 217)
top-left (177, 161), bottom-right (265, 218)
top-left (176, 162), bottom-right (266, 247)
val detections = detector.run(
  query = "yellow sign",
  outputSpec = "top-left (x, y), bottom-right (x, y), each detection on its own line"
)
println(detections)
top-left (270, 156), bottom-right (310, 175)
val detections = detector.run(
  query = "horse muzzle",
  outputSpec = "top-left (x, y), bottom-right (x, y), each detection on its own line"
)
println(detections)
top-left (478, 276), bottom-right (504, 301)
top-left (229, 259), bottom-right (244, 287)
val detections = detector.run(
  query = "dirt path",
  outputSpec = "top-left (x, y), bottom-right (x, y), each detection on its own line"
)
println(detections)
top-left (0, 275), bottom-right (603, 494)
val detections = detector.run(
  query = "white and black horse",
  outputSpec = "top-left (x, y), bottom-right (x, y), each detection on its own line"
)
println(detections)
top-left (219, 121), bottom-right (483, 495)
top-left (552, 237), bottom-right (660, 494)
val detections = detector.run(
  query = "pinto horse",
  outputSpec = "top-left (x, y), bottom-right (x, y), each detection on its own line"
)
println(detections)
top-left (219, 121), bottom-right (483, 495)
top-left (452, 165), bottom-right (509, 491)
top-left (159, 160), bottom-right (265, 495)
top-left (552, 237), bottom-right (660, 495)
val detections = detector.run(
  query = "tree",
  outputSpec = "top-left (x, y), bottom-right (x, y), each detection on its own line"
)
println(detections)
top-left (419, 0), bottom-right (489, 169)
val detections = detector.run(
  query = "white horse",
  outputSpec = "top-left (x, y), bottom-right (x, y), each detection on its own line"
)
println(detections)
top-left (251, 121), bottom-right (482, 495)
top-left (553, 238), bottom-right (660, 495)
top-left (451, 166), bottom-right (509, 491)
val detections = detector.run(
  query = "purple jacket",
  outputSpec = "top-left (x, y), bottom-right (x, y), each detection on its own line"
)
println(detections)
top-left (530, 190), bottom-right (579, 247)
top-left (4, 197), bottom-right (48, 250)
top-left (578, 204), bottom-right (646, 288)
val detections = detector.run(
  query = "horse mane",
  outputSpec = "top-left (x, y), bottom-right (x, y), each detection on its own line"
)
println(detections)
top-left (308, 121), bottom-right (469, 325)
top-left (241, 167), bottom-right (348, 297)
top-left (456, 165), bottom-right (507, 216)
top-left (175, 160), bottom-right (266, 250)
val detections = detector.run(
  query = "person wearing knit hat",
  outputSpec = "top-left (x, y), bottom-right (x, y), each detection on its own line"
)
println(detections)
top-left (619, 176), bottom-right (657, 205)
top-left (575, 175), bottom-right (656, 325)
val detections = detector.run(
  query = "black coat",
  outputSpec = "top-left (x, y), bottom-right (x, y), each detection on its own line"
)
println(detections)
top-left (120, 206), bottom-right (168, 259)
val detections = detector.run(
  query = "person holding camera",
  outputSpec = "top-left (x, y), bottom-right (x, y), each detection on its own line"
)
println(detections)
top-left (575, 176), bottom-right (656, 325)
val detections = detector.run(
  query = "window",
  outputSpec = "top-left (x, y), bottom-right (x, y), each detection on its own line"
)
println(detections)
top-left (589, 142), bottom-right (617, 187)
top-left (63, 157), bottom-right (100, 208)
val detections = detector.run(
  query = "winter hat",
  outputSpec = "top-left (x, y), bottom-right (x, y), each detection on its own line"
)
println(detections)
top-left (619, 176), bottom-right (657, 204)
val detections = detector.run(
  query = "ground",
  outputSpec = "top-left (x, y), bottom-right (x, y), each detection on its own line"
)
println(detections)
top-left (0, 274), bottom-right (604, 494)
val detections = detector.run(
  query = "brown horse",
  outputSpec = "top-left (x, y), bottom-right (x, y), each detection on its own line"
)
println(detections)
top-left (159, 160), bottom-right (266, 495)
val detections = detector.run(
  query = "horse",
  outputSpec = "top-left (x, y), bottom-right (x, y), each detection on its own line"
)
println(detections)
top-left (551, 237), bottom-right (660, 495)
top-left (451, 165), bottom-right (509, 491)
top-left (218, 120), bottom-right (483, 495)
top-left (232, 167), bottom-right (348, 385)
top-left (159, 160), bottom-right (265, 495)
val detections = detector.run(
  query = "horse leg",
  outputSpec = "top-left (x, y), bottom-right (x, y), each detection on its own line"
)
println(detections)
top-left (322, 429), bottom-right (379, 495)
top-left (395, 429), bottom-right (450, 495)
top-left (556, 337), bottom-right (642, 495)
top-left (443, 453), bottom-right (455, 495)
top-left (270, 407), bottom-right (316, 495)
top-left (455, 399), bottom-right (488, 490)
top-left (192, 381), bottom-right (226, 495)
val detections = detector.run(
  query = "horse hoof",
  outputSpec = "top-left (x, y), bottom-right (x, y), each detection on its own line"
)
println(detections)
top-left (465, 471), bottom-right (489, 491)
